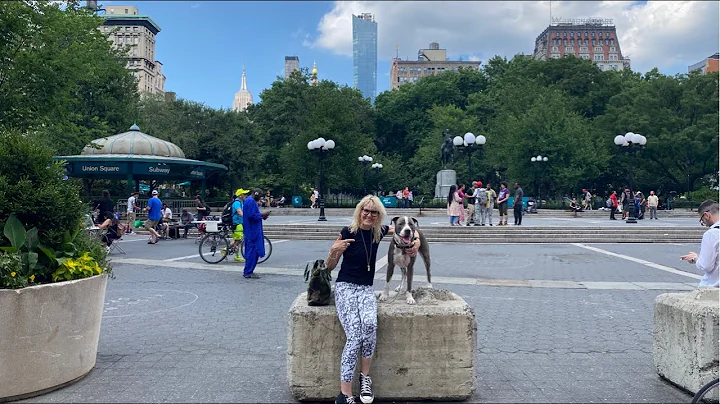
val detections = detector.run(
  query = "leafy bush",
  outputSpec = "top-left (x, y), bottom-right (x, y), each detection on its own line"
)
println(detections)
top-left (0, 214), bottom-right (109, 287)
top-left (0, 130), bottom-right (85, 248)
top-left (689, 188), bottom-right (719, 203)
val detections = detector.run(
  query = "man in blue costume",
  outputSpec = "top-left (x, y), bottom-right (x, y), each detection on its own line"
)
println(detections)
top-left (242, 188), bottom-right (270, 279)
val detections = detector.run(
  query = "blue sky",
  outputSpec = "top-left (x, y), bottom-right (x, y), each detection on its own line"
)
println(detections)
top-left (105, 1), bottom-right (378, 109)
top-left (100, 1), bottom-right (718, 110)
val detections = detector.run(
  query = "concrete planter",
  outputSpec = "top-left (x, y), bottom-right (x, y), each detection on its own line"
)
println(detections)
top-left (0, 274), bottom-right (108, 402)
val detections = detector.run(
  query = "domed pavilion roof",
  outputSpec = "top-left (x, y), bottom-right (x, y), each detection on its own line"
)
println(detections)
top-left (81, 124), bottom-right (185, 159)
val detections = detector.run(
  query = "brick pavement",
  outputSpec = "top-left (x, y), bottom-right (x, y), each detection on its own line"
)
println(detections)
top-left (20, 263), bottom-right (693, 403)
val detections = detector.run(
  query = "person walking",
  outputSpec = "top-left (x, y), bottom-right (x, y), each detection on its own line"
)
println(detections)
top-left (647, 190), bottom-right (659, 220)
top-left (497, 182), bottom-right (510, 226)
top-left (513, 182), bottom-right (524, 226)
top-left (681, 200), bottom-right (719, 288)
top-left (325, 195), bottom-right (420, 404)
top-left (620, 188), bottom-right (632, 220)
top-left (609, 190), bottom-right (619, 220)
top-left (144, 190), bottom-right (162, 244)
top-left (195, 195), bottom-right (208, 220)
top-left (126, 191), bottom-right (138, 234)
top-left (484, 183), bottom-right (497, 226)
top-left (242, 188), bottom-right (270, 279)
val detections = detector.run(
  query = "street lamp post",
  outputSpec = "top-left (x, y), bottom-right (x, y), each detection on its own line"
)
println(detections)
top-left (307, 137), bottom-right (336, 221)
top-left (371, 162), bottom-right (383, 195)
top-left (357, 155), bottom-right (373, 195)
top-left (453, 132), bottom-right (487, 185)
top-left (530, 155), bottom-right (549, 201)
top-left (613, 132), bottom-right (647, 224)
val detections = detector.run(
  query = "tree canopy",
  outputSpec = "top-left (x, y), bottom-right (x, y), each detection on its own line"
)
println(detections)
top-left (4, 1), bottom-right (717, 201)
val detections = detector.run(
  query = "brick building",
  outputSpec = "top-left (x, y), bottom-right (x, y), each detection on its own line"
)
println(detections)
top-left (390, 42), bottom-right (481, 90)
top-left (533, 18), bottom-right (630, 71)
top-left (688, 53), bottom-right (719, 75)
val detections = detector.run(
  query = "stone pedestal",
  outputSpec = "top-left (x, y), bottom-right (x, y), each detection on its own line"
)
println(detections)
top-left (287, 288), bottom-right (476, 401)
top-left (435, 169), bottom-right (457, 199)
top-left (653, 288), bottom-right (719, 396)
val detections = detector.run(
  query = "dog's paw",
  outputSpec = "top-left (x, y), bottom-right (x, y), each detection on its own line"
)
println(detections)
top-left (394, 284), bottom-right (403, 293)
top-left (426, 283), bottom-right (433, 289)
top-left (405, 293), bottom-right (416, 305)
top-left (378, 292), bottom-right (388, 302)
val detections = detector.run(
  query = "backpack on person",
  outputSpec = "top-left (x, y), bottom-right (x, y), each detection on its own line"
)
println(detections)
top-left (606, 198), bottom-right (612, 208)
top-left (477, 188), bottom-right (488, 206)
top-left (304, 259), bottom-right (332, 306)
top-left (221, 199), bottom-right (234, 225)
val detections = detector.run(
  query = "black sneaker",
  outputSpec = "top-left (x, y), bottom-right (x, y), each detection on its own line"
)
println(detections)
top-left (244, 273), bottom-right (261, 279)
top-left (359, 373), bottom-right (374, 404)
top-left (335, 392), bottom-right (356, 404)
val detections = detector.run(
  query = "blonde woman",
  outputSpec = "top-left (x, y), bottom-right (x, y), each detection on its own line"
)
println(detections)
top-left (326, 195), bottom-right (420, 404)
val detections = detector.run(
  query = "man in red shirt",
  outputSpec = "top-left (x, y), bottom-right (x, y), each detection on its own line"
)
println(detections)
top-left (609, 190), bottom-right (619, 220)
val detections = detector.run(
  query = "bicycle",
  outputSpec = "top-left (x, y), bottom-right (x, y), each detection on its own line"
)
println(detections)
top-left (692, 378), bottom-right (718, 403)
top-left (198, 222), bottom-right (273, 264)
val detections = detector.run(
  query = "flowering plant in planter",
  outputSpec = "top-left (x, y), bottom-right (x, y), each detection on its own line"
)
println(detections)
top-left (0, 214), bottom-right (110, 289)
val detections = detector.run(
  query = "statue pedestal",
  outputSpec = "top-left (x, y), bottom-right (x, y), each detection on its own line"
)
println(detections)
top-left (435, 169), bottom-right (457, 199)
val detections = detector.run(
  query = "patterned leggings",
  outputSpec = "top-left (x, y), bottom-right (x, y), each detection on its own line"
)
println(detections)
top-left (334, 281), bottom-right (377, 382)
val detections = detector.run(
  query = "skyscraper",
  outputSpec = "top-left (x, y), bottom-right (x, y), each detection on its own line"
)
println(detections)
top-left (284, 56), bottom-right (300, 78)
top-left (352, 13), bottom-right (377, 104)
top-left (232, 66), bottom-right (253, 112)
top-left (99, 5), bottom-right (166, 95)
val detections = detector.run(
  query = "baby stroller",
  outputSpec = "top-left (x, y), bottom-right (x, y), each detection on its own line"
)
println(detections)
top-left (527, 198), bottom-right (538, 214)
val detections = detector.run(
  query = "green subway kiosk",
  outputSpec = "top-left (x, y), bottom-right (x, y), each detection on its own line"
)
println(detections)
top-left (53, 124), bottom-right (227, 197)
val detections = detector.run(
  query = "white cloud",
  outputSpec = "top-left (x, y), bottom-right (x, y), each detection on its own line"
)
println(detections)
top-left (307, 1), bottom-right (719, 74)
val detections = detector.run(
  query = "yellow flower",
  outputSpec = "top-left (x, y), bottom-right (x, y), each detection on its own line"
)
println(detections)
top-left (10, 272), bottom-right (16, 277)
top-left (29, 275), bottom-right (35, 282)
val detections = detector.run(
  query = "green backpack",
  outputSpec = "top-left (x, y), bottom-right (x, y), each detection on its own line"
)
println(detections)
top-left (304, 259), bottom-right (333, 306)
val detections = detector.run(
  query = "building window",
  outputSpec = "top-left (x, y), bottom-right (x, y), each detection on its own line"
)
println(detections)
top-left (605, 32), bottom-right (609, 38)
top-left (132, 48), bottom-right (137, 57)
top-left (566, 46), bottom-right (574, 53)
top-left (570, 31), bottom-right (574, 37)
top-left (594, 46), bottom-right (602, 52)
top-left (552, 54), bottom-right (560, 59)
top-left (609, 46), bottom-right (616, 52)
top-left (594, 54), bottom-right (604, 61)
top-left (581, 54), bottom-right (590, 60)
top-left (552, 46), bottom-right (558, 52)
top-left (591, 32), bottom-right (595, 37)
top-left (578, 32), bottom-right (581, 37)
top-left (563, 39), bottom-right (567, 45)
top-left (124, 8), bottom-right (128, 13)
top-left (611, 39), bottom-right (615, 46)
top-left (133, 27), bottom-right (137, 32)
top-left (580, 46), bottom-right (588, 53)
top-left (125, 36), bottom-right (130, 44)
top-left (609, 54), bottom-right (617, 61)
top-left (398, 67), bottom-right (406, 74)
top-left (611, 65), bottom-right (618, 70)
top-left (584, 31), bottom-right (588, 37)
top-left (605, 39), bottom-right (609, 45)
top-left (563, 32), bottom-right (567, 37)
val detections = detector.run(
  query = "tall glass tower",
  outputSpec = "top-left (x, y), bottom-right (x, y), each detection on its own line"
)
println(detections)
top-left (352, 13), bottom-right (377, 104)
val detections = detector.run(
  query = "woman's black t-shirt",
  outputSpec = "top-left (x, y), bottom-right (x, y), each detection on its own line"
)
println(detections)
top-left (336, 225), bottom-right (389, 286)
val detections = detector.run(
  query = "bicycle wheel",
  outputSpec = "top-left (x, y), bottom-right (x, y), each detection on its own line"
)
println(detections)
top-left (199, 233), bottom-right (230, 264)
top-left (692, 378), bottom-right (719, 404)
top-left (240, 236), bottom-right (273, 264)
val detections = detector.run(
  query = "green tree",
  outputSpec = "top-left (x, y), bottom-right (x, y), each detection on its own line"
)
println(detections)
top-left (0, 0), bottom-right (139, 155)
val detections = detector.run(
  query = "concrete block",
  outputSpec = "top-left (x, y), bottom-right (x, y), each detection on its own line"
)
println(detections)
top-left (287, 288), bottom-right (476, 401)
top-left (653, 288), bottom-right (719, 394)
top-left (0, 274), bottom-right (108, 401)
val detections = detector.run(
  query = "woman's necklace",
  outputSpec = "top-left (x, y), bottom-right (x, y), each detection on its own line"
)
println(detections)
top-left (361, 228), bottom-right (372, 272)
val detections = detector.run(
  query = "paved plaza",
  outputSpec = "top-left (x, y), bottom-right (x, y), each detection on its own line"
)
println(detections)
top-left (20, 215), bottom-right (705, 403)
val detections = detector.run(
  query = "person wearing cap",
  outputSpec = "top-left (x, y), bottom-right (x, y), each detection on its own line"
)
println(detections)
top-left (681, 200), bottom-right (719, 288)
top-left (144, 190), bottom-right (162, 244)
top-left (126, 191), bottom-right (139, 234)
top-left (227, 188), bottom-right (249, 262)
top-left (242, 188), bottom-right (271, 279)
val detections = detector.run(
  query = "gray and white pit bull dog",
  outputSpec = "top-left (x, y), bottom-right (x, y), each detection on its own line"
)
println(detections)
top-left (378, 216), bottom-right (431, 304)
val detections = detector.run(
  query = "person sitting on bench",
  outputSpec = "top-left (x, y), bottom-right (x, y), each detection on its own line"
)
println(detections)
top-left (569, 198), bottom-right (584, 213)
top-left (180, 208), bottom-right (195, 238)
